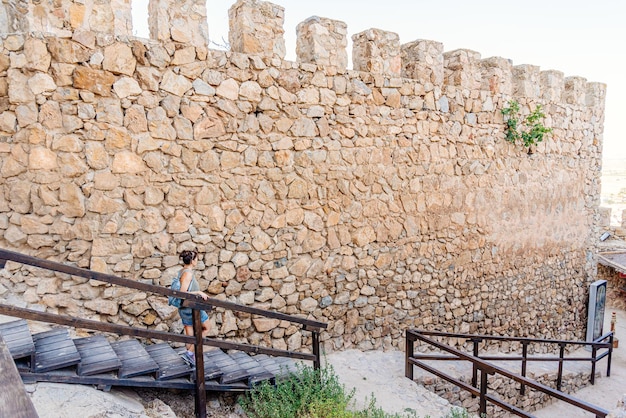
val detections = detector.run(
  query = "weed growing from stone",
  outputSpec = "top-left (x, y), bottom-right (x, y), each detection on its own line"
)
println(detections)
top-left (501, 99), bottom-right (552, 150)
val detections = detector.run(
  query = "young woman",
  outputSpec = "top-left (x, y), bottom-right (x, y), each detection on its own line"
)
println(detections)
top-left (177, 250), bottom-right (210, 366)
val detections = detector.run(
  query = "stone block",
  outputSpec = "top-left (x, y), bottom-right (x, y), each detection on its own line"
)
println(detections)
top-left (296, 16), bottom-right (348, 71)
top-left (352, 28), bottom-right (401, 76)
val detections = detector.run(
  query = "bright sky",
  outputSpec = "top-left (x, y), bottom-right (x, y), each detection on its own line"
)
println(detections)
top-left (132, 0), bottom-right (626, 161)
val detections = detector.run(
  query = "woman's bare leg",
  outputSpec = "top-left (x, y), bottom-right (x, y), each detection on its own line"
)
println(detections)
top-left (184, 324), bottom-right (194, 352)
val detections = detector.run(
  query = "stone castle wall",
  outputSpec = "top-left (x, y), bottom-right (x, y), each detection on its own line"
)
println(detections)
top-left (0, 0), bottom-right (606, 352)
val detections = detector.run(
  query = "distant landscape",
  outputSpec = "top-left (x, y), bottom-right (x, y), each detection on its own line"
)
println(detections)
top-left (601, 158), bottom-right (626, 226)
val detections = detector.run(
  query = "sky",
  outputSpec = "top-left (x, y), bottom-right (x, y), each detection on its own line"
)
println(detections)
top-left (132, 0), bottom-right (626, 161)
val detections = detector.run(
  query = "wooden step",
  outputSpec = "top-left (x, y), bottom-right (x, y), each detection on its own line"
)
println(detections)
top-left (206, 349), bottom-right (252, 385)
top-left (227, 351), bottom-right (276, 386)
top-left (73, 335), bottom-right (122, 376)
top-left (252, 354), bottom-right (298, 380)
top-left (33, 328), bottom-right (81, 373)
top-left (176, 347), bottom-right (225, 381)
top-left (0, 319), bottom-right (35, 360)
top-left (111, 339), bottom-right (159, 378)
top-left (144, 343), bottom-right (193, 380)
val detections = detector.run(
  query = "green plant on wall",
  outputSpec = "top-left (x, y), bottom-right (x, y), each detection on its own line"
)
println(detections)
top-left (501, 100), bottom-right (552, 150)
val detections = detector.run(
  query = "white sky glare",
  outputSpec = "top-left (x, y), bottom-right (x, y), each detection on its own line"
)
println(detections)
top-left (132, 0), bottom-right (626, 160)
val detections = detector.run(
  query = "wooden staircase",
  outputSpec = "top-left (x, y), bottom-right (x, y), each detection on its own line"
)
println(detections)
top-left (0, 248), bottom-right (328, 418)
top-left (0, 319), bottom-right (297, 392)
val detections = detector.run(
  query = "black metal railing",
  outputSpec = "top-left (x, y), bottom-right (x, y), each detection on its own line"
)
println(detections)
top-left (0, 248), bottom-right (327, 418)
top-left (406, 329), bottom-right (612, 418)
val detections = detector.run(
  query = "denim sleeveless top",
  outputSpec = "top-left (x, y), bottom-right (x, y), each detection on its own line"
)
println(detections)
top-left (179, 268), bottom-right (199, 292)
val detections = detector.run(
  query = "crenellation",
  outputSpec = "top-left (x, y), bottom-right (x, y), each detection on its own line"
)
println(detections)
top-left (539, 70), bottom-right (564, 103)
top-left (479, 57), bottom-right (512, 96)
top-left (512, 64), bottom-right (540, 99)
top-left (228, 0), bottom-right (285, 59)
top-left (563, 76), bottom-right (587, 105)
top-left (401, 39), bottom-right (444, 90)
top-left (296, 16), bottom-right (348, 72)
top-left (352, 28), bottom-right (401, 77)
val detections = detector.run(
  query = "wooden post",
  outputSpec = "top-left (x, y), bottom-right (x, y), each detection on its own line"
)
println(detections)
top-left (606, 334), bottom-right (615, 377)
top-left (556, 343), bottom-right (565, 391)
top-left (192, 309), bottom-right (206, 418)
top-left (479, 369), bottom-right (488, 416)
top-left (405, 332), bottom-right (414, 380)
top-left (0, 336), bottom-right (39, 418)
top-left (520, 341), bottom-right (528, 395)
top-left (471, 338), bottom-right (480, 397)
top-left (312, 330), bottom-right (321, 370)
top-left (591, 345), bottom-right (597, 385)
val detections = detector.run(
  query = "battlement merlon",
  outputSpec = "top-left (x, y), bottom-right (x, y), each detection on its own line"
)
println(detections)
top-left (479, 57), bottom-right (513, 96)
top-left (149, 0), bottom-right (208, 47)
top-left (296, 16), bottom-right (348, 72)
top-left (228, 0), bottom-right (285, 61)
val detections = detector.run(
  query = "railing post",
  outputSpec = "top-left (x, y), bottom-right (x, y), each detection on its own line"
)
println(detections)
top-left (192, 309), bottom-right (206, 418)
top-left (471, 338), bottom-right (480, 397)
top-left (591, 344), bottom-right (597, 385)
top-left (479, 368), bottom-right (488, 417)
top-left (405, 331), bottom-right (414, 380)
top-left (312, 330), bottom-right (321, 370)
top-left (557, 343), bottom-right (565, 391)
top-left (520, 341), bottom-right (528, 395)
top-left (607, 333), bottom-right (613, 377)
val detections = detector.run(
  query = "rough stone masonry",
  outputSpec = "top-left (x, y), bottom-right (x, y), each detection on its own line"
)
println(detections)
top-left (0, 0), bottom-right (606, 353)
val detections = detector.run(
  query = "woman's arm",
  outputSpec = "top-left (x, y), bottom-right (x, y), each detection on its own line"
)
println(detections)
top-left (180, 269), bottom-right (192, 292)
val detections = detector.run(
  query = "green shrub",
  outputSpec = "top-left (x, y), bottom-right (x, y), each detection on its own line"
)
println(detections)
top-left (239, 362), bottom-right (472, 418)
top-left (239, 363), bottom-right (354, 418)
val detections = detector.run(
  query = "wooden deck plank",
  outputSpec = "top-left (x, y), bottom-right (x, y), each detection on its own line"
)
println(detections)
top-left (0, 320), bottom-right (35, 360)
top-left (33, 329), bottom-right (80, 373)
top-left (111, 339), bottom-right (160, 378)
top-left (203, 350), bottom-right (252, 385)
top-left (228, 352), bottom-right (276, 385)
top-left (174, 347), bottom-right (224, 381)
top-left (144, 343), bottom-right (193, 381)
top-left (73, 335), bottom-right (122, 376)
top-left (32, 328), bottom-right (70, 342)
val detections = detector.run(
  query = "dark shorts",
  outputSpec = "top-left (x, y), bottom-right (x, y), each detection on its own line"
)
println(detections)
top-left (179, 308), bottom-right (209, 326)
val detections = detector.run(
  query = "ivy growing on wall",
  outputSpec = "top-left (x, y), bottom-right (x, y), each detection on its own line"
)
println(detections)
top-left (501, 100), bottom-right (552, 150)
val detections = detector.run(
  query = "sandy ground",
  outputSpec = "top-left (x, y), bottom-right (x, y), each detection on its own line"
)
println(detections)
top-left (324, 349), bottom-right (454, 418)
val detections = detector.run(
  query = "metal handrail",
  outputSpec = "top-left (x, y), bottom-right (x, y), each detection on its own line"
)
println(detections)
top-left (406, 329), bottom-right (612, 418)
top-left (0, 248), bottom-right (328, 418)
